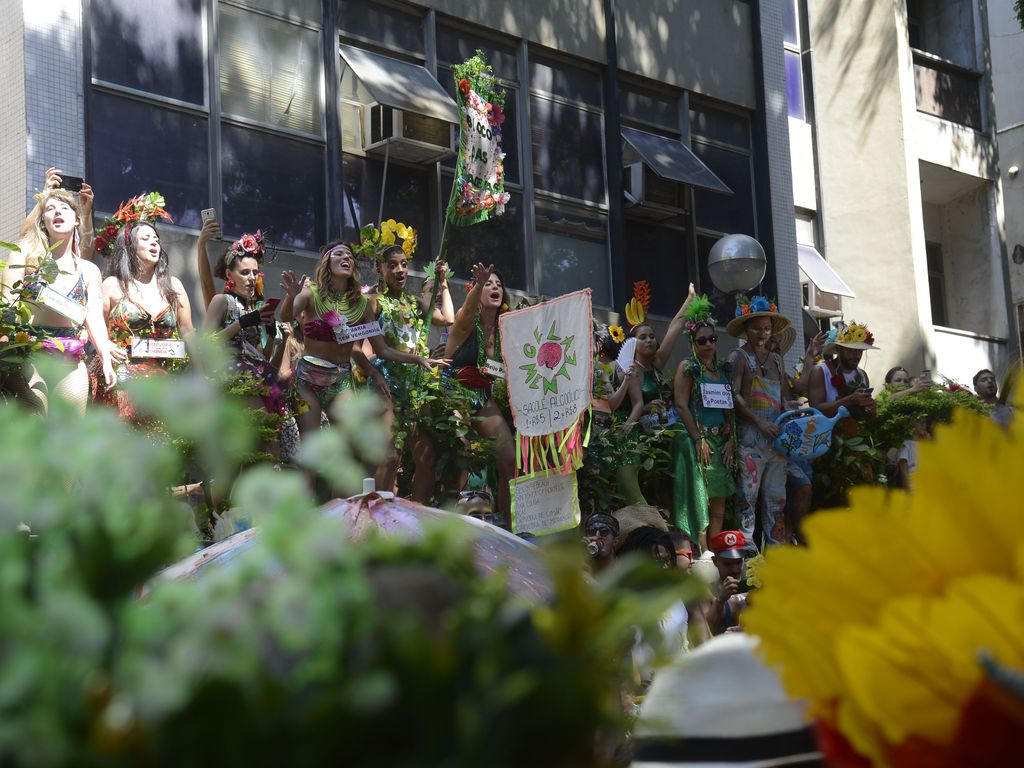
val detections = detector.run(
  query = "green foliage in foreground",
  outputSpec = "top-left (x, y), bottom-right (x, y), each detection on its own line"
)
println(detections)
top-left (0, 356), bottom-right (691, 767)
top-left (865, 385), bottom-right (991, 454)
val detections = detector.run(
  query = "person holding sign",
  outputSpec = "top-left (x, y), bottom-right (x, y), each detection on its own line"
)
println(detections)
top-left (444, 262), bottom-right (516, 527)
top-left (2, 188), bottom-right (116, 413)
top-left (672, 295), bottom-right (737, 549)
top-left (203, 230), bottom-right (285, 430)
top-left (280, 242), bottom-right (446, 444)
top-left (371, 234), bottom-right (455, 501)
top-left (98, 198), bottom-right (197, 419)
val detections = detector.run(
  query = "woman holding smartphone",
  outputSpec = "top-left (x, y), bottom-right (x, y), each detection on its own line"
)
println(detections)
top-left (203, 229), bottom-right (285, 425)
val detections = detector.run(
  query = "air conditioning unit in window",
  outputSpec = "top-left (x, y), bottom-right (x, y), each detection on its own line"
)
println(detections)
top-left (363, 103), bottom-right (455, 165)
top-left (802, 281), bottom-right (844, 319)
top-left (622, 162), bottom-right (689, 221)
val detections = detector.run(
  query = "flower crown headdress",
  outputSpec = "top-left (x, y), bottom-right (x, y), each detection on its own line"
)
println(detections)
top-left (683, 294), bottom-right (716, 337)
top-left (623, 280), bottom-right (651, 330)
top-left (93, 192), bottom-right (173, 258)
top-left (352, 219), bottom-right (418, 263)
top-left (734, 294), bottom-right (778, 318)
top-left (225, 230), bottom-right (265, 266)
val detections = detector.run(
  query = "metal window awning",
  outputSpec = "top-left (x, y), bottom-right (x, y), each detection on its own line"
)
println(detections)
top-left (797, 244), bottom-right (856, 297)
top-left (339, 44), bottom-right (459, 125)
top-left (621, 125), bottom-right (732, 195)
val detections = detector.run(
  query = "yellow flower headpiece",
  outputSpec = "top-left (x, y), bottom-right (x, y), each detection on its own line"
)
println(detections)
top-left (624, 280), bottom-right (651, 328)
top-left (353, 220), bottom-right (417, 262)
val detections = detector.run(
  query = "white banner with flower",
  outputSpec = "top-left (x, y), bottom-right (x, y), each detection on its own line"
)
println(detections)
top-left (499, 290), bottom-right (593, 475)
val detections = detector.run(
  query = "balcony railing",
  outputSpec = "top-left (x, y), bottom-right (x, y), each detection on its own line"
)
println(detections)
top-left (913, 48), bottom-right (983, 131)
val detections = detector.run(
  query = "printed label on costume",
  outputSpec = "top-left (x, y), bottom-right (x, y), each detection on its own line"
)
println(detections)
top-left (483, 358), bottom-right (506, 379)
top-left (510, 470), bottom-right (581, 536)
top-left (334, 321), bottom-right (382, 344)
top-left (130, 338), bottom-right (186, 359)
top-left (701, 382), bottom-right (734, 409)
top-left (36, 284), bottom-right (87, 326)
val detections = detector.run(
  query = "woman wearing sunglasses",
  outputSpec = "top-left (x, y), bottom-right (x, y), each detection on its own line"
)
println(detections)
top-left (672, 295), bottom-right (737, 550)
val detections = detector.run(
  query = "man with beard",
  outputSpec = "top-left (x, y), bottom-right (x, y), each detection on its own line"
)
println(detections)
top-left (808, 322), bottom-right (878, 421)
top-left (727, 296), bottom-right (796, 552)
top-left (973, 368), bottom-right (1014, 426)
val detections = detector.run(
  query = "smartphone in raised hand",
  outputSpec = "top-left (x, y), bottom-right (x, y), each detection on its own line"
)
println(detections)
top-left (200, 208), bottom-right (218, 224)
top-left (61, 175), bottom-right (84, 193)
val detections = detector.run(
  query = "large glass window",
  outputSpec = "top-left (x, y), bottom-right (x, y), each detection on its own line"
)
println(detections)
top-left (231, 0), bottom-right (320, 21)
top-left (341, 154), bottom-right (433, 257)
top-left (222, 125), bottom-right (325, 250)
top-left (89, 91), bottom-right (209, 229)
top-left (784, 50), bottom-right (805, 121)
top-left (338, 0), bottom-right (424, 55)
top-left (436, 24), bottom-right (518, 83)
top-left (531, 97), bottom-right (605, 203)
top-left (536, 205), bottom-right (610, 307)
top-left (445, 189), bottom-right (527, 291)
top-left (219, 5), bottom-right (322, 135)
top-left (529, 55), bottom-right (602, 108)
top-left (691, 143), bottom-right (755, 236)
top-left (624, 220), bottom-right (691, 318)
top-left (90, 0), bottom-right (205, 105)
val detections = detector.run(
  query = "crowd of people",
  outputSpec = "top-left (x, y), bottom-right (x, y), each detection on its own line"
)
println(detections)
top-left (1, 173), bottom-right (1015, 564)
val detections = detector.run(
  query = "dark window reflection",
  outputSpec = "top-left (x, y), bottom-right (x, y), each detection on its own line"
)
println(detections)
top-left (90, 0), bottom-right (205, 105)
top-left (444, 185), bottom-right (526, 291)
top-left (529, 55), bottom-right (602, 107)
top-left (341, 153), bottom-right (433, 258)
top-left (689, 105), bottom-right (751, 149)
top-left (531, 97), bottom-right (605, 203)
top-left (338, 0), bottom-right (424, 54)
top-left (692, 143), bottom-right (755, 237)
top-left (624, 219), bottom-right (691, 318)
top-left (436, 25), bottom-right (518, 82)
top-left (89, 91), bottom-right (208, 229)
top-left (536, 205), bottom-right (609, 307)
top-left (222, 124), bottom-right (325, 250)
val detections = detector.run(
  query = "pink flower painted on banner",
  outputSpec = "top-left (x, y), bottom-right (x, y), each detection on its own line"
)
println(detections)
top-left (537, 341), bottom-right (563, 370)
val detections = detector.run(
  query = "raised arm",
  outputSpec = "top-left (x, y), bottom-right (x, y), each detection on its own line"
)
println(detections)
top-left (279, 271), bottom-right (310, 323)
top-left (791, 332), bottom-right (826, 396)
top-left (655, 282), bottom-right (697, 371)
top-left (196, 218), bottom-right (222, 310)
top-left (444, 261), bottom-right (491, 358)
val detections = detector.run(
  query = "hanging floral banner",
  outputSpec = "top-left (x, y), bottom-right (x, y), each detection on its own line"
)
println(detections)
top-left (499, 290), bottom-right (593, 476)
top-left (446, 51), bottom-right (511, 226)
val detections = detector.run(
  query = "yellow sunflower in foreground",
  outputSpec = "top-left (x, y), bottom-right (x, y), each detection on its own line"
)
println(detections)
top-left (744, 393), bottom-right (1024, 767)
top-left (608, 324), bottom-right (625, 344)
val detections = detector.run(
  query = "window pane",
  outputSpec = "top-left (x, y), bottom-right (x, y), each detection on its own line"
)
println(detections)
top-left (220, 5), bottom-right (322, 135)
top-left (785, 50), bottom-right (805, 121)
top-left (222, 124), bottom-right (325, 250)
top-left (619, 82), bottom-right (679, 133)
top-left (338, 0), bottom-right (423, 54)
top-left (689, 104), bottom-right (751, 149)
top-left (536, 205), bottom-right (610, 307)
top-left (440, 67), bottom-right (519, 184)
top-left (445, 188), bottom-right (526, 291)
top-left (436, 24), bottom-right (518, 82)
top-left (624, 220), bottom-right (690, 318)
top-left (231, 0), bottom-right (320, 22)
top-left (341, 153), bottom-right (433, 257)
top-left (90, 0), bottom-right (205, 105)
top-left (89, 91), bottom-right (208, 229)
top-left (529, 54), bottom-right (602, 107)
top-left (783, 0), bottom-right (799, 47)
top-left (692, 142), bottom-right (755, 236)
top-left (531, 96), bottom-right (605, 202)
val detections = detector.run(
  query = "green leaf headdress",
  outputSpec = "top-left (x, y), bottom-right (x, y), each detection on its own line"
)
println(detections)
top-left (682, 294), bottom-right (715, 338)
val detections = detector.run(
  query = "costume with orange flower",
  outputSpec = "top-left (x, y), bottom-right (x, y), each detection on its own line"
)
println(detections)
top-left (744, 390), bottom-right (1024, 767)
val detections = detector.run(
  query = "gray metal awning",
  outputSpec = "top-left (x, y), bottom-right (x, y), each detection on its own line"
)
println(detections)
top-left (339, 44), bottom-right (459, 125)
top-left (621, 125), bottom-right (732, 195)
top-left (797, 245), bottom-right (856, 297)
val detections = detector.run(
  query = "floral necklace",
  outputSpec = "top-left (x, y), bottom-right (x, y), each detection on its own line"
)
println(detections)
top-left (378, 289), bottom-right (426, 353)
top-left (475, 313), bottom-right (500, 370)
top-left (827, 360), bottom-right (866, 396)
top-left (313, 283), bottom-right (366, 325)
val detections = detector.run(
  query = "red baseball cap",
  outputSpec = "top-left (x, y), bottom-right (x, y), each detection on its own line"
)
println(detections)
top-left (710, 530), bottom-right (746, 559)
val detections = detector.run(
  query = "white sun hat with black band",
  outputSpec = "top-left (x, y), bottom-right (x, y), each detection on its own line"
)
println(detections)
top-left (631, 634), bottom-right (822, 768)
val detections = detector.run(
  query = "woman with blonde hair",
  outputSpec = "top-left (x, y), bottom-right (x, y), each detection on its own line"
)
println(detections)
top-left (2, 187), bottom-right (115, 413)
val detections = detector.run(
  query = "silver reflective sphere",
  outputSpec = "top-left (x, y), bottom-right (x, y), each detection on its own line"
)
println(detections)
top-left (707, 234), bottom-right (767, 294)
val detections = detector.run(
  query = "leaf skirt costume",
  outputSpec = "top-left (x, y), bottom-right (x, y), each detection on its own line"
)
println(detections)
top-left (218, 293), bottom-right (286, 417)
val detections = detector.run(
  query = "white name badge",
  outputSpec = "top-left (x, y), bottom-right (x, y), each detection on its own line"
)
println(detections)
top-left (701, 382), bottom-right (734, 409)
top-left (334, 321), bottom-right (382, 344)
top-left (131, 338), bottom-right (187, 360)
top-left (36, 284), bottom-right (87, 326)
top-left (483, 358), bottom-right (506, 379)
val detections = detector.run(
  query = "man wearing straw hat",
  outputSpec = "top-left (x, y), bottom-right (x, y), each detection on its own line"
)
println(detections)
top-left (807, 321), bottom-right (878, 422)
top-left (726, 296), bottom-right (797, 552)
